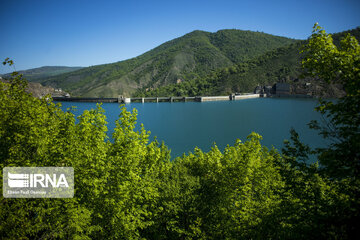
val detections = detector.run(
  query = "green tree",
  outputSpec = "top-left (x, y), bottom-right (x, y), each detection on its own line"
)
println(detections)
top-left (278, 23), bottom-right (360, 239)
top-left (174, 133), bottom-right (285, 239)
top-left (301, 23), bottom-right (360, 180)
top-left (0, 59), bottom-right (172, 239)
top-left (0, 60), bottom-right (95, 239)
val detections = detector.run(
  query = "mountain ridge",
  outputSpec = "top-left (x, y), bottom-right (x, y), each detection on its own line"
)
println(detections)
top-left (8, 27), bottom-right (358, 98)
top-left (136, 27), bottom-right (359, 98)
top-left (33, 29), bottom-right (297, 97)
top-left (1, 66), bottom-right (83, 81)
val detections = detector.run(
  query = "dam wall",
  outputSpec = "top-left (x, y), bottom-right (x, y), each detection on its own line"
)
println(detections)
top-left (53, 93), bottom-right (261, 103)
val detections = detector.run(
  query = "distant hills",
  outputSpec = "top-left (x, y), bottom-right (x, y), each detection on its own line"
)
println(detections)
top-left (1, 66), bottom-right (83, 81)
top-left (5, 27), bottom-right (359, 98)
top-left (24, 29), bottom-right (297, 97)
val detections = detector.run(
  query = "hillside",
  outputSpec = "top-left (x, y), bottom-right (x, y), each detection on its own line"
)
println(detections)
top-left (0, 76), bottom-right (70, 99)
top-left (1, 66), bottom-right (83, 81)
top-left (136, 27), bottom-right (360, 98)
top-left (38, 30), bottom-right (297, 97)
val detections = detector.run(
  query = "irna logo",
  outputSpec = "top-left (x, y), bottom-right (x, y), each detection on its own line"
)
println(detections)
top-left (3, 167), bottom-right (74, 198)
top-left (8, 172), bottom-right (69, 188)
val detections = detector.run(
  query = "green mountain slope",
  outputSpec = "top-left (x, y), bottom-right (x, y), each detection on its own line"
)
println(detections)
top-left (1, 66), bottom-right (83, 81)
top-left (134, 42), bottom-right (302, 97)
top-left (136, 27), bottom-right (360, 97)
top-left (39, 30), bottom-right (297, 97)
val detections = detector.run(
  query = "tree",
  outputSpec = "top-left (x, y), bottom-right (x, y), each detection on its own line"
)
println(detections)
top-left (175, 133), bottom-right (286, 239)
top-left (0, 59), bottom-right (172, 239)
top-left (0, 60), bottom-right (95, 239)
top-left (301, 23), bottom-right (360, 180)
top-left (278, 23), bottom-right (360, 239)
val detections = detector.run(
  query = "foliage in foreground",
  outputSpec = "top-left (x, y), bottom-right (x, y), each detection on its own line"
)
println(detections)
top-left (0, 66), bottom-right (354, 240)
top-left (0, 72), bottom-right (283, 239)
top-left (1, 24), bottom-right (359, 239)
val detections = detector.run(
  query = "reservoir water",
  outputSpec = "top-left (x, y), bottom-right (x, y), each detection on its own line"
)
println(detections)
top-left (60, 98), bottom-right (327, 158)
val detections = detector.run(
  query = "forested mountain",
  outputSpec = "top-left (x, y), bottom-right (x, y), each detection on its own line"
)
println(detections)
top-left (135, 42), bottom-right (303, 97)
top-left (1, 66), bottom-right (83, 81)
top-left (36, 30), bottom-right (296, 97)
top-left (136, 27), bottom-right (360, 97)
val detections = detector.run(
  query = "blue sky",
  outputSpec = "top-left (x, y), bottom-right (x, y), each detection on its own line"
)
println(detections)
top-left (0, 0), bottom-right (359, 73)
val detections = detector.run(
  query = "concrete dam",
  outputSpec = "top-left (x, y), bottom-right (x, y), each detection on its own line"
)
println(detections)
top-left (53, 93), bottom-right (262, 103)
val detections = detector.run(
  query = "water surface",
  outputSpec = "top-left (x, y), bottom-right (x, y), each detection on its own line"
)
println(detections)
top-left (60, 98), bottom-right (327, 158)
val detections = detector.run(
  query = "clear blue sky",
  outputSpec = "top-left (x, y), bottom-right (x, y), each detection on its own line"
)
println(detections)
top-left (0, 0), bottom-right (359, 73)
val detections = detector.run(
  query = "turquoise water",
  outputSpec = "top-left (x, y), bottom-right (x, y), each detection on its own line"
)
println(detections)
top-left (60, 98), bottom-right (327, 158)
